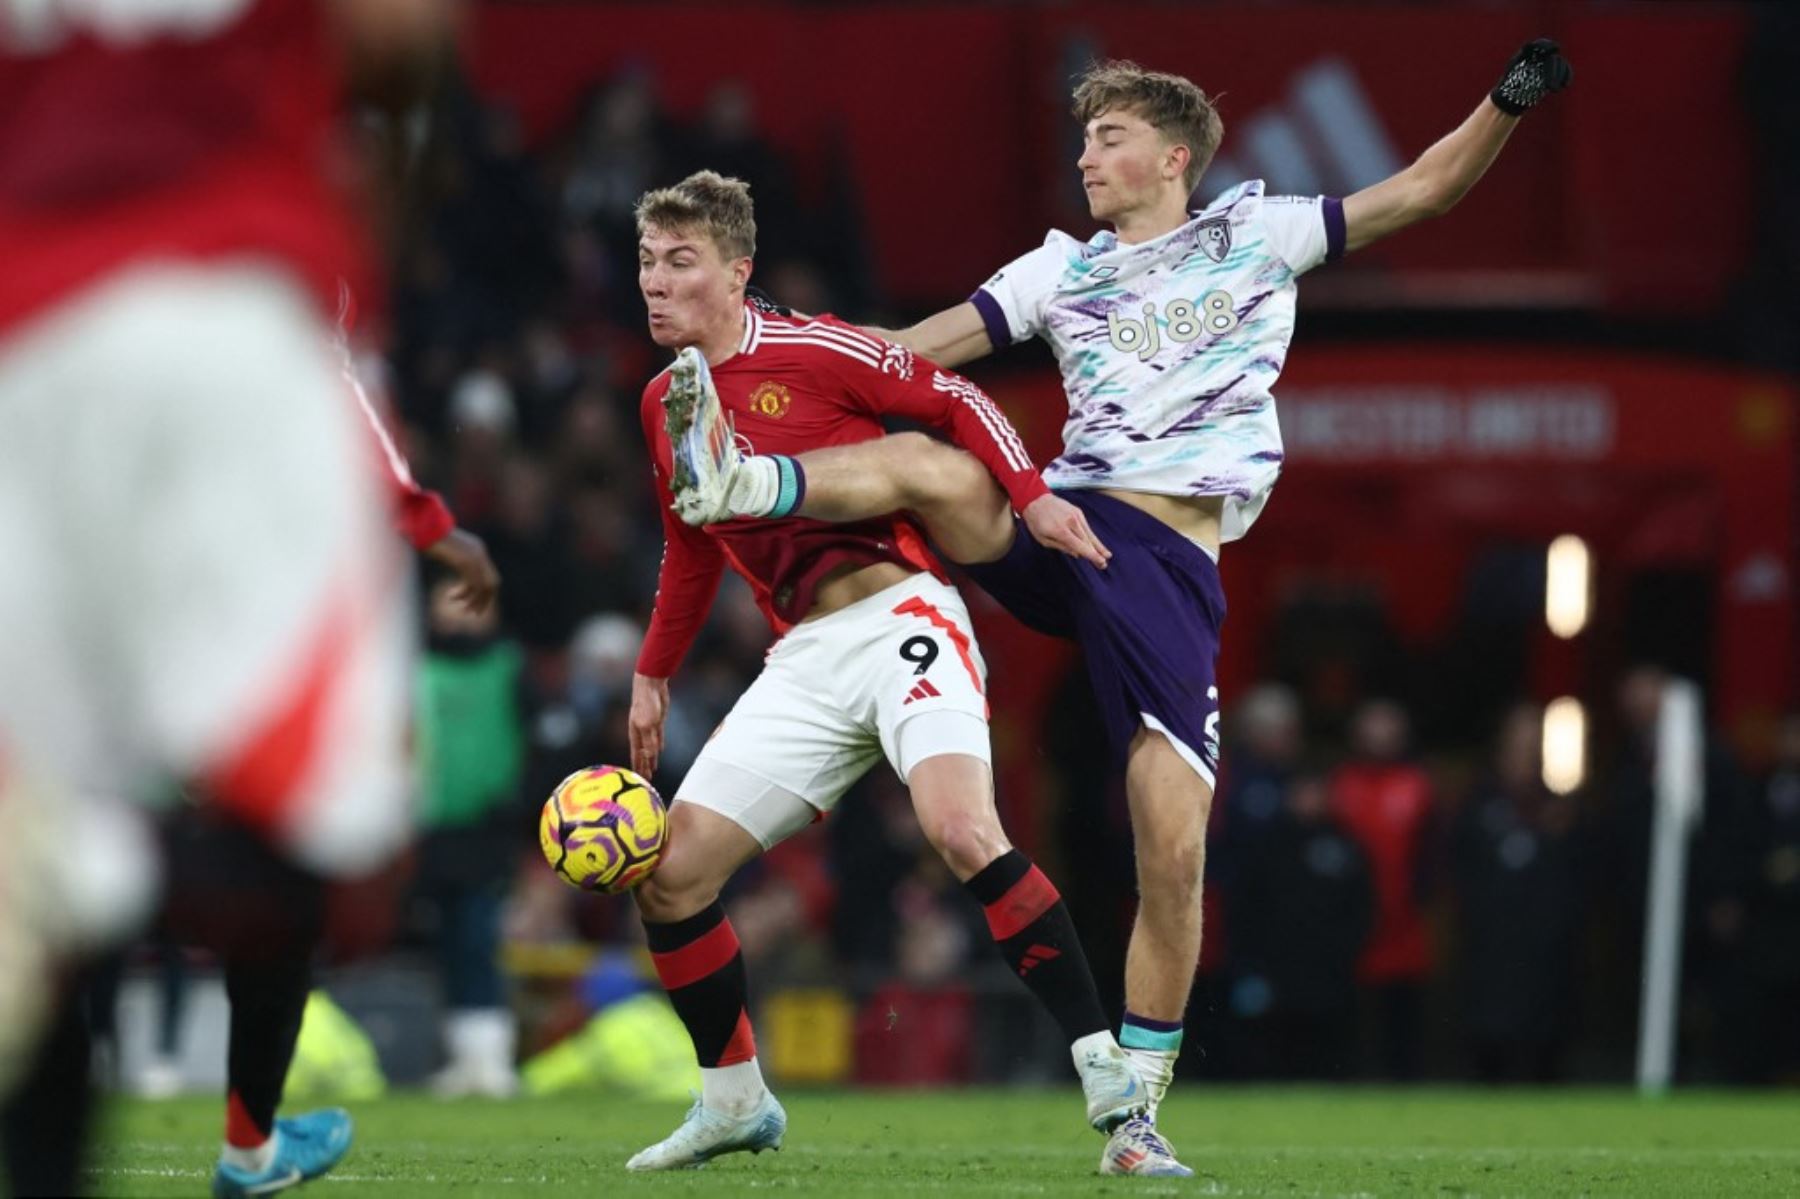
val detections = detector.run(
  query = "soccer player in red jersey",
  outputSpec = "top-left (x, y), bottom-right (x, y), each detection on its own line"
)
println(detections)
top-left (622, 172), bottom-right (1143, 1170)
top-left (0, 3), bottom-right (459, 1194)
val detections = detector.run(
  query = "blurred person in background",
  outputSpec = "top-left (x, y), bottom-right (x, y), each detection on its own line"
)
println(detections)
top-left (0, 2), bottom-right (462, 1193)
top-left (1041, 660), bottom-right (1138, 1021)
top-left (561, 69), bottom-right (677, 327)
top-left (524, 611), bottom-right (712, 805)
top-left (1452, 704), bottom-right (1584, 1084)
top-left (1224, 773), bottom-right (1371, 1081)
top-left (1215, 682), bottom-right (1306, 868)
top-left (691, 40), bottom-right (1571, 1168)
top-left (858, 865), bottom-right (981, 1087)
top-left (833, 775), bottom-right (992, 1086)
top-left (1329, 698), bottom-right (1437, 1080)
top-left (676, 82), bottom-right (804, 262)
top-left (518, 951), bottom-right (700, 1102)
top-left (482, 452), bottom-right (584, 651)
top-left (627, 172), bottom-right (1142, 1172)
top-left (527, 614), bottom-right (643, 801)
top-left (115, 938), bottom-right (192, 1099)
top-left (443, 366), bottom-right (518, 525)
top-left (1604, 665), bottom-right (1669, 964)
top-left (413, 574), bottom-right (529, 1098)
top-left (1705, 713), bottom-right (1800, 1084)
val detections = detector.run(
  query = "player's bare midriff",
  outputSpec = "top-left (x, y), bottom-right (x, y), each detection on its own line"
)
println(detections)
top-left (801, 560), bottom-right (916, 622)
top-left (1099, 490), bottom-right (1225, 555)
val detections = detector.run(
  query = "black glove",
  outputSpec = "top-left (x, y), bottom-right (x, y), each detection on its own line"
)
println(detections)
top-left (1490, 38), bottom-right (1572, 116)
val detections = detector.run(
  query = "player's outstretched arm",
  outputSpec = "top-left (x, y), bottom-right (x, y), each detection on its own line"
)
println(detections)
top-left (1342, 39), bottom-right (1571, 254)
top-left (863, 302), bottom-right (994, 370)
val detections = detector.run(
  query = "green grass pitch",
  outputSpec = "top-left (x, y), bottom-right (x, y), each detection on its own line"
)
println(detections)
top-left (94, 1088), bottom-right (1799, 1196)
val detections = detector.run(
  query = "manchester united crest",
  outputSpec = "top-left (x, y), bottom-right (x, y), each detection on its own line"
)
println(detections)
top-left (748, 380), bottom-right (791, 419)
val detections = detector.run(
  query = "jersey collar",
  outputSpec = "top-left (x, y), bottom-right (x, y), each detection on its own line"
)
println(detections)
top-left (738, 303), bottom-right (764, 355)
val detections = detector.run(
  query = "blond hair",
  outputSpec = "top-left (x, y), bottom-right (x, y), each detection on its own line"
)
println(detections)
top-left (633, 170), bottom-right (756, 260)
top-left (1072, 60), bottom-right (1224, 192)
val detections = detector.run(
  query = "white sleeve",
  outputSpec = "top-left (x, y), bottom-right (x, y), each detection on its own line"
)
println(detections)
top-left (969, 240), bottom-right (1064, 347)
top-left (1257, 195), bottom-right (1347, 276)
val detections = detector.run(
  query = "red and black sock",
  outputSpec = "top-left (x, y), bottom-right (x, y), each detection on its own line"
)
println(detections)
top-left (643, 902), bottom-right (756, 1067)
top-left (223, 945), bottom-right (313, 1148)
top-left (965, 850), bottom-right (1109, 1041)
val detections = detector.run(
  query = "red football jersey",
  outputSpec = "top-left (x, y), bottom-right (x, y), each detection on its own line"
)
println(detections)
top-left (636, 306), bottom-right (1048, 678)
top-left (0, 0), bottom-right (365, 332)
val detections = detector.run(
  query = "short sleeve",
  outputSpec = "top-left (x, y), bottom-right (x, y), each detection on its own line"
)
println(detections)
top-left (1257, 195), bottom-right (1346, 275)
top-left (969, 240), bottom-right (1064, 348)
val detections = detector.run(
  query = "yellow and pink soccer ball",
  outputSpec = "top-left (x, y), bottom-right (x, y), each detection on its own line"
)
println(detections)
top-left (538, 765), bottom-right (667, 893)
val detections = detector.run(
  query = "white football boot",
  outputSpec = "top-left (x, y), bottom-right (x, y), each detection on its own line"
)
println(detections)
top-left (663, 346), bottom-right (742, 526)
top-left (1100, 1115), bottom-right (1196, 1178)
top-left (1074, 1036), bottom-right (1148, 1132)
top-left (625, 1091), bottom-right (787, 1171)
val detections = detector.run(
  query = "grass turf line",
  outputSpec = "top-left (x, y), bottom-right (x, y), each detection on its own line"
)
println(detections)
top-left (92, 1087), bottom-right (1800, 1196)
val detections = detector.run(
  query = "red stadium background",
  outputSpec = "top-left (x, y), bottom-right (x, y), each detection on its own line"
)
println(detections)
top-left (469, 1), bottom-right (1752, 315)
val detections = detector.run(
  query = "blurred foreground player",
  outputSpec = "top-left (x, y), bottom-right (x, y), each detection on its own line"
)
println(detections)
top-left (671, 41), bottom-right (1572, 1175)
top-left (624, 172), bottom-right (1141, 1170)
top-left (18, 313), bottom-right (491, 1199)
top-left (182, 297), bottom-right (500, 1199)
top-left (0, 1), bottom-right (460, 1193)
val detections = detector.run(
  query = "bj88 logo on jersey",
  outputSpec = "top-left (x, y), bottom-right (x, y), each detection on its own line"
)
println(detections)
top-left (1106, 291), bottom-right (1240, 362)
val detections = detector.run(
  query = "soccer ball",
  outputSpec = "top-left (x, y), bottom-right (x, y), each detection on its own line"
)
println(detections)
top-left (539, 766), bottom-right (667, 893)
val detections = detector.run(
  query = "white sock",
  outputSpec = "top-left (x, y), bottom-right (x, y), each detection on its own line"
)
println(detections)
top-left (220, 1133), bottom-right (277, 1174)
top-left (701, 1058), bottom-right (768, 1118)
top-left (724, 456), bottom-right (781, 517)
top-left (1071, 1029), bottom-right (1123, 1064)
top-left (1121, 1046), bottom-right (1179, 1117)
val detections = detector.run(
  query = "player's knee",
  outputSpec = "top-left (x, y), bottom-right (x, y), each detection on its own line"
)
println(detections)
top-left (1139, 829), bottom-right (1207, 900)
top-left (635, 855), bottom-right (724, 923)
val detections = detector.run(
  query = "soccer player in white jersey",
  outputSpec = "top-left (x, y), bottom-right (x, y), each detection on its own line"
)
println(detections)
top-left (666, 41), bottom-right (1572, 1176)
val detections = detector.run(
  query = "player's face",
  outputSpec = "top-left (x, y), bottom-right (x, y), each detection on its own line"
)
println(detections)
top-left (1077, 108), bottom-right (1183, 223)
top-left (638, 226), bottom-right (746, 349)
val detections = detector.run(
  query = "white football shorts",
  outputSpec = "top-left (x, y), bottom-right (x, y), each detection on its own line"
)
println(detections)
top-left (676, 572), bottom-right (991, 849)
top-left (0, 260), bottom-right (413, 878)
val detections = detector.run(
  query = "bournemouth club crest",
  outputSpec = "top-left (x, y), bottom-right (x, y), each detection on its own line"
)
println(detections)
top-left (1196, 217), bottom-right (1232, 263)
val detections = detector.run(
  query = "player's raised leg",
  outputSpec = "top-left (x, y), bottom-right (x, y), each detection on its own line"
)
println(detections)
top-left (906, 746), bottom-right (1147, 1132)
top-left (792, 434), bottom-right (1018, 566)
top-left (664, 347), bottom-right (1016, 565)
top-left (628, 801), bottom-right (785, 1171)
top-left (661, 350), bottom-right (1108, 568)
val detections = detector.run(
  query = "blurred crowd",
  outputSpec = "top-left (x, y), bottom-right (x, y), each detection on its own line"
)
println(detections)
top-left (1199, 673), bottom-right (1800, 1087)
top-left (103, 62), bottom-right (1799, 1095)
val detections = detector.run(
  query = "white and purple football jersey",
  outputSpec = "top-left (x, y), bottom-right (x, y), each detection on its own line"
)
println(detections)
top-left (970, 181), bottom-right (1344, 542)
